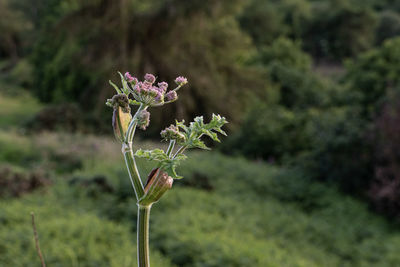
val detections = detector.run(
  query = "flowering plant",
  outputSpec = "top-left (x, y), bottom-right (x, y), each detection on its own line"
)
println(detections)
top-left (107, 72), bottom-right (227, 267)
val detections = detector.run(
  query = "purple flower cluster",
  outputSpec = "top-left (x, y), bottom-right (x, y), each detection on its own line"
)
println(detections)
top-left (123, 72), bottom-right (187, 106)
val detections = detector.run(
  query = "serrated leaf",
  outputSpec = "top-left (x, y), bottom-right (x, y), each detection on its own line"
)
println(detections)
top-left (135, 148), bottom-right (186, 179)
top-left (190, 139), bottom-right (210, 150)
top-left (203, 130), bottom-right (220, 142)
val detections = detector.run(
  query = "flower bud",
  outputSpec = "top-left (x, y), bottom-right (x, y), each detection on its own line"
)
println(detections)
top-left (175, 76), bottom-right (187, 85)
top-left (142, 81), bottom-right (152, 91)
top-left (160, 124), bottom-right (186, 143)
top-left (155, 92), bottom-right (163, 103)
top-left (137, 110), bottom-right (150, 130)
top-left (149, 87), bottom-right (159, 97)
top-left (139, 168), bottom-right (173, 205)
top-left (133, 83), bottom-right (141, 94)
top-left (125, 72), bottom-right (135, 82)
top-left (107, 94), bottom-right (130, 112)
top-left (144, 73), bottom-right (156, 84)
top-left (158, 82), bottom-right (168, 93)
top-left (165, 91), bottom-right (177, 101)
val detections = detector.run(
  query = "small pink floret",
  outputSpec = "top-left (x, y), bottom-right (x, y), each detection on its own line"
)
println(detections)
top-left (144, 73), bottom-right (156, 84)
top-left (125, 72), bottom-right (135, 82)
top-left (175, 76), bottom-right (188, 85)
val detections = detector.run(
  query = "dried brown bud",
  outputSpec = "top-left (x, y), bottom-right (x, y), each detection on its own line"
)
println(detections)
top-left (137, 110), bottom-right (150, 130)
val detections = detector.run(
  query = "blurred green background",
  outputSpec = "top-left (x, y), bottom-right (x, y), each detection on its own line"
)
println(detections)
top-left (2, 0), bottom-right (400, 266)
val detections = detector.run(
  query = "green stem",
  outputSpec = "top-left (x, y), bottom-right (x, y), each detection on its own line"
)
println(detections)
top-left (123, 146), bottom-right (145, 199)
top-left (137, 205), bottom-right (151, 267)
top-left (126, 104), bottom-right (145, 144)
top-left (166, 140), bottom-right (176, 158)
top-left (122, 104), bottom-right (147, 200)
top-left (173, 145), bottom-right (186, 159)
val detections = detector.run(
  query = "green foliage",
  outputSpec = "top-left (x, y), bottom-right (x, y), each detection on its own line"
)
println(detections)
top-left (240, 0), bottom-right (311, 46)
top-left (257, 37), bottom-right (311, 73)
top-left (376, 11), bottom-right (400, 45)
top-left (1, 125), bottom-right (400, 266)
top-left (0, 91), bottom-right (41, 129)
top-left (135, 149), bottom-right (187, 179)
top-left (0, 192), bottom-right (173, 267)
top-left (136, 114), bottom-right (227, 178)
top-left (0, 0), bottom-right (31, 59)
top-left (239, 0), bottom-right (288, 46)
top-left (29, 0), bottom-right (259, 132)
top-left (345, 37), bottom-right (400, 116)
top-left (224, 37), bottom-right (338, 161)
top-left (176, 114), bottom-right (227, 149)
top-left (302, 1), bottom-right (377, 59)
top-left (223, 104), bottom-right (310, 160)
top-left (295, 107), bottom-right (374, 192)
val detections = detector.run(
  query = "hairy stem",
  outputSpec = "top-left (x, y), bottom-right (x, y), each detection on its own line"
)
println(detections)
top-left (123, 104), bottom-right (152, 266)
top-left (122, 104), bottom-right (147, 200)
top-left (173, 145), bottom-right (187, 159)
top-left (137, 205), bottom-right (151, 267)
top-left (166, 140), bottom-right (176, 158)
top-left (123, 145), bottom-right (145, 199)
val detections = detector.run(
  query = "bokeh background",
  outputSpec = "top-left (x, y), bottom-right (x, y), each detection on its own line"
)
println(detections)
top-left (2, 0), bottom-right (400, 266)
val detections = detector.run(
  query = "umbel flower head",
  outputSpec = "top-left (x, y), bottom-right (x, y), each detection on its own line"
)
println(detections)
top-left (108, 72), bottom-right (188, 107)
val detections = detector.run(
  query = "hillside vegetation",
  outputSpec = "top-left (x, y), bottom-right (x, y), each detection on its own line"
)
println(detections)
top-left (1, 92), bottom-right (400, 266)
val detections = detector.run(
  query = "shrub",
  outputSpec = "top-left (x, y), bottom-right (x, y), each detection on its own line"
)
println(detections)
top-left (0, 166), bottom-right (50, 198)
top-left (303, 1), bottom-right (377, 59)
top-left (369, 91), bottom-right (400, 218)
top-left (344, 37), bottom-right (400, 117)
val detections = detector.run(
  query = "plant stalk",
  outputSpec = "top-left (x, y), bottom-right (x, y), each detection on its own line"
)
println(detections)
top-left (166, 140), bottom-right (175, 157)
top-left (137, 205), bottom-right (152, 267)
top-left (122, 104), bottom-right (153, 266)
top-left (123, 146), bottom-right (145, 199)
top-left (122, 104), bottom-right (147, 199)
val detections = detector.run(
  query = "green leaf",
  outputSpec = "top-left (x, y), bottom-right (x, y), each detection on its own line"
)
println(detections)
top-left (135, 149), bottom-right (186, 179)
top-left (129, 99), bottom-right (141, 105)
top-left (109, 80), bottom-right (122, 94)
top-left (175, 114), bottom-right (227, 150)
top-left (190, 139), bottom-right (210, 150)
top-left (118, 71), bottom-right (131, 95)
